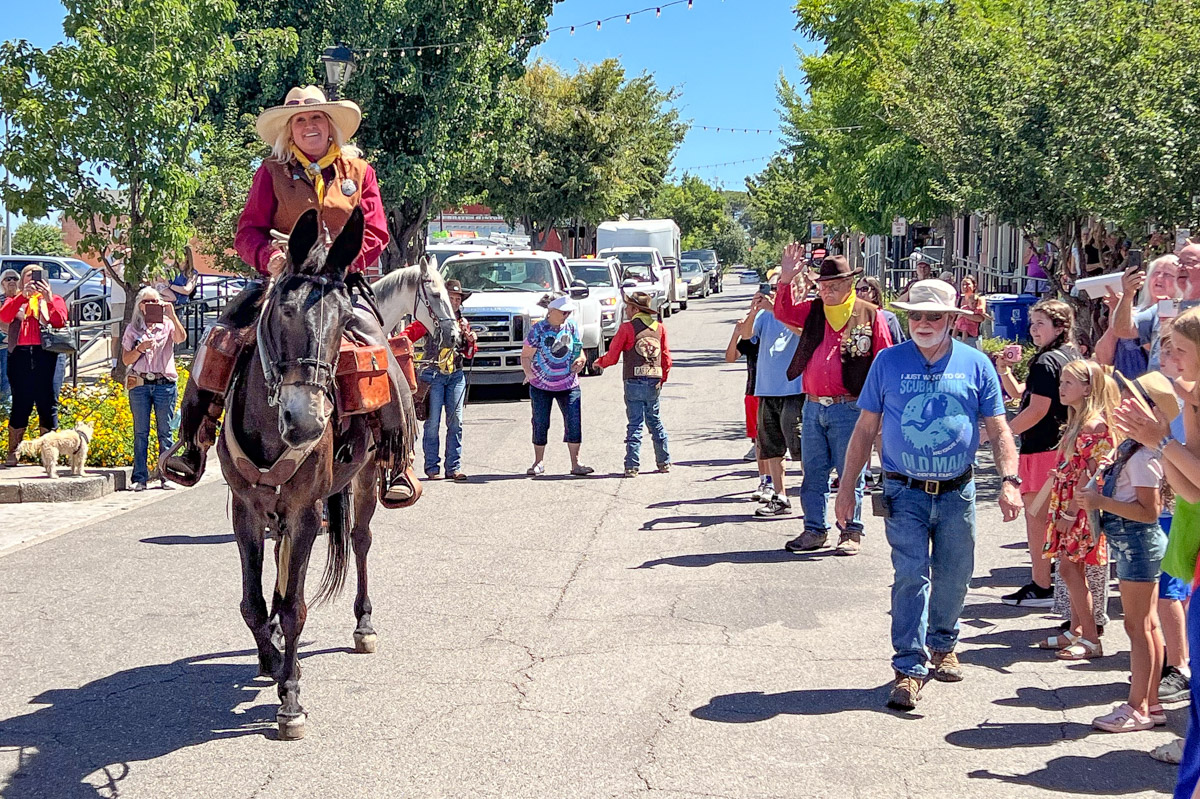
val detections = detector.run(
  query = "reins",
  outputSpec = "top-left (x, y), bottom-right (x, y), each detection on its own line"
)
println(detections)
top-left (257, 271), bottom-right (348, 408)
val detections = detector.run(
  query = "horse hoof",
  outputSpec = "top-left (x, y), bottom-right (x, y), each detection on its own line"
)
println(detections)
top-left (277, 713), bottom-right (307, 741)
top-left (353, 632), bottom-right (377, 654)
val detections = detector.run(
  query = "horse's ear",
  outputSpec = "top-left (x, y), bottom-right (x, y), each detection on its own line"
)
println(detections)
top-left (288, 209), bottom-right (320, 268)
top-left (325, 207), bottom-right (364, 275)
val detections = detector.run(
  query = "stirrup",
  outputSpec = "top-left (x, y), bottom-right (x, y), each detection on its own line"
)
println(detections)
top-left (379, 466), bottom-right (422, 509)
top-left (159, 439), bottom-right (205, 487)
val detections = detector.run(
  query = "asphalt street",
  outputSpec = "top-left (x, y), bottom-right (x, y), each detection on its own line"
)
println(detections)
top-left (0, 283), bottom-right (1185, 798)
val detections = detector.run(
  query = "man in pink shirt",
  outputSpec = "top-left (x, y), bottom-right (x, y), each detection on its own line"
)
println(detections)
top-left (774, 245), bottom-right (893, 555)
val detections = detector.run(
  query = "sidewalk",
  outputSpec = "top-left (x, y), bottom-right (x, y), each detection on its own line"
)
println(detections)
top-left (0, 467), bottom-right (223, 558)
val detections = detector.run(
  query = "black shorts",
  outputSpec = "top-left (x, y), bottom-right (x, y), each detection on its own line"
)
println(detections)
top-left (756, 395), bottom-right (803, 460)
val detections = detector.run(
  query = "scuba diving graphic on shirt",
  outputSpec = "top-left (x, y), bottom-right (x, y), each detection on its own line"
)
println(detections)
top-left (898, 371), bottom-right (974, 477)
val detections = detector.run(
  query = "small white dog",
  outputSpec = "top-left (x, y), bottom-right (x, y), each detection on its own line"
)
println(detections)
top-left (17, 421), bottom-right (94, 478)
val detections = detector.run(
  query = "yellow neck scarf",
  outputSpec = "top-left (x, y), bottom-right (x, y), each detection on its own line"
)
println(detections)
top-left (823, 293), bottom-right (855, 331)
top-left (291, 142), bottom-right (341, 204)
top-left (633, 312), bottom-right (659, 330)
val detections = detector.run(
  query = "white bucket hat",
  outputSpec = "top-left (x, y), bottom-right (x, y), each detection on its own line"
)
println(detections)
top-left (891, 279), bottom-right (964, 314)
top-left (255, 85), bottom-right (362, 145)
top-left (548, 295), bottom-right (577, 313)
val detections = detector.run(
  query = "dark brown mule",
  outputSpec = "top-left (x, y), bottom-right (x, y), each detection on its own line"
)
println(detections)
top-left (218, 208), bottom-right (398, 740)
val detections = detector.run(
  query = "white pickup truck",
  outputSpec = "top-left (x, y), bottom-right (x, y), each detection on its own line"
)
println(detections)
top-left (596, 219), bottom-right (687, 316)
top-left (439, 249), bottom-right (606, 384)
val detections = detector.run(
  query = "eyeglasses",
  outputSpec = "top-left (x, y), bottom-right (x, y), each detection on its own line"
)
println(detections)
top-left (907, 312), bottom-right (946, 322)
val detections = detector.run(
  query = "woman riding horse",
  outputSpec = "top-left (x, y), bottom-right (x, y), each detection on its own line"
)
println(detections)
top-left (162, 85), bottom-right (421, 505)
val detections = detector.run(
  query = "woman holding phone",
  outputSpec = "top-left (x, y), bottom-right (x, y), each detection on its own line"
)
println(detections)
top-left (122, 287), bottom-right (187, 490)
top-left (996, 300), bottom-right (1081, 607)
top-left (0, 265), bottom-right (69, 466)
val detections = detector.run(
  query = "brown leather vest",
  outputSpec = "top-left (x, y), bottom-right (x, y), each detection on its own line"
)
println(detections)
top-left (786, 297), bottom-right (879, 395)
top-left (623, 318), bottom-right (664, 380)
top-left (263, 156), bottom-right (369, 238)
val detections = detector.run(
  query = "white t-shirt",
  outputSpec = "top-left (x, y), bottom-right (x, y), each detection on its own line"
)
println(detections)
top-left (1109, 447), bottom-right (1164, 503)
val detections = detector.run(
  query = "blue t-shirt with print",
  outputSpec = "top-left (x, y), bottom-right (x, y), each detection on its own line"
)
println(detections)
top-left (751, 310), bottom-right (804, 397)
top-left (859, 339), bottom-right (1005, 480)
top-left (524, 317), bottom-right (582, 392)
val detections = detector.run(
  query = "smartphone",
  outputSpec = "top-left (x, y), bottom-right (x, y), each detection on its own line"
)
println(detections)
top-left (29, 268), bottom-right (43, 283)
top-left (1002, 344), bottom-right (1023, 362)
top-left (758, 282), bottom-right (773, 295)
top-left (1159, 298), bottom-right (1181, 320)
top-left (1127, 248), bottom-right (1144, 271)
top-left (144, 303), bottom-right (164, 324)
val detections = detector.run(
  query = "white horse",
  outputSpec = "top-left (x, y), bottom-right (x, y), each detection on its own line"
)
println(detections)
top-left (371, 255), bottom-right (460, 352)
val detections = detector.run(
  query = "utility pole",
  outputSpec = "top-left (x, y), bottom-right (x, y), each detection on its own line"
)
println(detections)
top-left (2, 115), bottom-right (11, 255)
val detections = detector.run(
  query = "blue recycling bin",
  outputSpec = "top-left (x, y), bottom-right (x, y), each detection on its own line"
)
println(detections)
top-left (988, 294), bottom-right (1039, 342)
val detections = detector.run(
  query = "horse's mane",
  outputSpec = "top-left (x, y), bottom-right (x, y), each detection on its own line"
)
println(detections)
top-left (372, 259), bottom-right (441, 308)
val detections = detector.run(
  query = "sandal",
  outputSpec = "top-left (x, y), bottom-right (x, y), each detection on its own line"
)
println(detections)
top-left (1148, 704), bottom-right (1167, 725)
top-left (1038, 630), bottom-right (1079, 650)
top-left (1092, 703), bottom-right (1153, 733)
top-left (1056, 638), bottom-right (1102, 660)
top-left (526, 463), bottom-right (544, 476)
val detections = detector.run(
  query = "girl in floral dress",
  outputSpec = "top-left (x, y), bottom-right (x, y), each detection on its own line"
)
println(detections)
top-left (1039, 359), bottom-right (1120, 659)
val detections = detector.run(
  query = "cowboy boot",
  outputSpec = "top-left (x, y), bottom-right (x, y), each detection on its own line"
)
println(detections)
top-left (4, 427), bottom-right (25, 467)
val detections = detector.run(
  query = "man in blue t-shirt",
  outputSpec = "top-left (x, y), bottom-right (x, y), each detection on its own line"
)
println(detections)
top-left (737, 282), bottom-right (805, 518)
top-left (833, 280), bottom-right (1022, 713)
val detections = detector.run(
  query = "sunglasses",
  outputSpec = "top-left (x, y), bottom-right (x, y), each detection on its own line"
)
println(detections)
top-left (284, 97), bottom-right (324, 106)
top-left (907, 312), bottom-right (946, 322)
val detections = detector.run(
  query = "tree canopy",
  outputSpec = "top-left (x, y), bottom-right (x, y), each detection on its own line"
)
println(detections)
top-left (12, 221), bottom-right (70, 257)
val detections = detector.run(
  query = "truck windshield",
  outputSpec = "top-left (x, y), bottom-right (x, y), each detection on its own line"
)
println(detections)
top-left (570, 265), bottom-right (615, 287)
top-left (442, 258), bottom-right (554, 292)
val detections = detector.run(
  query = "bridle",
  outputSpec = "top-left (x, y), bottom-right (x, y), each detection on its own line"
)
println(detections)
top-left (415, 273), bottom-right (455, 352)
top-left (258, 272), bottom-right (348, 408)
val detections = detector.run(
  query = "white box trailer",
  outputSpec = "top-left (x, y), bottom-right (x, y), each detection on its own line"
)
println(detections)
top-left (596, 219), bottom-right (688, 314)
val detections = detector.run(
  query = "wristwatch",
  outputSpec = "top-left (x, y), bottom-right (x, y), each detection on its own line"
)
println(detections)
top-left (1002, 474), bottom-right (1023, 488)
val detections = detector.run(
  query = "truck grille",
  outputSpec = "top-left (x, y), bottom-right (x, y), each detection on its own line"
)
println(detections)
top-left (464, 313), bottom-right (514, 344)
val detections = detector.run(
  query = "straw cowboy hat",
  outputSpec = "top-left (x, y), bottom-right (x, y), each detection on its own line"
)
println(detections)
top-left (255, 85), bottom-right (362, 144)
top-left (892, 280), bottom-right (965, 314)
top-left (1114, 370), bottom-right (1181, 424)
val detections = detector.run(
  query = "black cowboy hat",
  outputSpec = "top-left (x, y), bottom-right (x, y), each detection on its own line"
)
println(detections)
top-left (811, 254), bottom-right (862, 282)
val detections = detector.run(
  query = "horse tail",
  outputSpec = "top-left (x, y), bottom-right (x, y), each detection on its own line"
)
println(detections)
top-left (312, 489), bottom-right (353, 606)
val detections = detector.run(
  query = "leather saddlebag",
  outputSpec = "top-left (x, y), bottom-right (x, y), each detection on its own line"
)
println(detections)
top-left (336, 341), bottom-right (390, 416)
top-left (387, 335), bottom-right (419, 393)
top-left (194, 324), bottom-right (246, 395)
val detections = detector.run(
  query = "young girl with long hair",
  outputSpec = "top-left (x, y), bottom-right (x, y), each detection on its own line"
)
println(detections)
top-left (1038, 360), bottom-right (1119, 658)
top-left (1080, 371), bottom-right (1177, 732)
top-left (997, 300), bottom-right (1081, 607)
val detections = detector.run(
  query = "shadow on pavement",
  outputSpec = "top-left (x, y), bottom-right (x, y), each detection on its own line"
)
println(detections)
top-left (992, 683), bottom-right (1128, 711)
top-left (636, 549), bottom-right (800, 569)
top-left (0, 649), bottom-right (274, 798)
top-left (140, 534), bottom-right (236, 545)
top-left (946, 720), bottom-right (1094, 749)
top-left (639, 514), bottom-right (754, 531)
top-left (646, 492), bottom-right (750, 509)
top-left (966, 750), bottom-right (1175, 794)
top-left (968, 565), bottom-right (1030, 590)
top-left (674, 458), bottom-right (753, 468)
top-left (692, 684), bottom-right (915, 722)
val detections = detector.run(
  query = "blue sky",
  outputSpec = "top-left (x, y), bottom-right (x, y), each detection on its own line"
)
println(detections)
top-left (1, 0), bottom-right (809, 203)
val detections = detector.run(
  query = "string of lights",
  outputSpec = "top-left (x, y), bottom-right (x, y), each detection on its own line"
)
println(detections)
top-left (674, 155), bottom-right (773, 171)
top-left (690, 124), bottom-right (865, 135)
top-left (351, 0), bottom-right (701, 58)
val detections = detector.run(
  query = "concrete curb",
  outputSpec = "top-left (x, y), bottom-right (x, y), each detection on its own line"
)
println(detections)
top-left (0, 467), bottom-right (133, 503)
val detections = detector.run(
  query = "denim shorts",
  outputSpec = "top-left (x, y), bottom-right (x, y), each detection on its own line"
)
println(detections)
top-left (1101, 513), bottom-right (1167, 583)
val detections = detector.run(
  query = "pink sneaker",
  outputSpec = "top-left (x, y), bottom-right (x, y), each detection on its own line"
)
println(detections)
top-left (1092, 703), bottom-right (1154, 733)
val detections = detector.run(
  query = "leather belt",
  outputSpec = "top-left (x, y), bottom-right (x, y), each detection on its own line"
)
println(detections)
top-left (884, 467), bottom-right (974, 496)
top-left (138, 375), bottom-right (176, 385)
top-left (811, 394), bottom-right (855, 407)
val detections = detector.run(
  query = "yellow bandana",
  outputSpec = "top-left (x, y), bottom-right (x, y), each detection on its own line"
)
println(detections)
top-left (633, 312), bottom-right (659, 331)
top-left (290, 142), bottom-right (342, 204)
top-left (823, 293), bottom-right (855, 331)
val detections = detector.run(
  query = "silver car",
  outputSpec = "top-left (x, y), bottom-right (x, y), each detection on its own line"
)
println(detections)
top-left (0, 255), bottom-right (109, 323)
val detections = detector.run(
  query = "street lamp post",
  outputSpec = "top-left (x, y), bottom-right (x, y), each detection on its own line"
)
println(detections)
top-left (321, 43), bottom-right (357, 101)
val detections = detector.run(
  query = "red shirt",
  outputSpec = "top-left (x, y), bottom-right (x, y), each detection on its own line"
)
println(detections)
top-left (773, 287), bottom-right (892, 397)
top-left (235, 162), bottom-right (389, 275)
top-left (594, 319), bottom-right (672, 383)
top-left (0, 294), bottom-right (69, 346)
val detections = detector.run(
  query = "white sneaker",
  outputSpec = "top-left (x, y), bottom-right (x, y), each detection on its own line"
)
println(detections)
top-left (743, 444), bottom-right (758, 462)
top-left (751, 483), bottom-right (774, 502)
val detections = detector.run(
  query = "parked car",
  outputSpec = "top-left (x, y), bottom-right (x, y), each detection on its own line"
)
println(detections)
top-left (0, 255), bottom-right (109, 323)
top-left (597, 247), bottom-right (677, 317)
top-left (680, 258), bottom-right (709, 299)
top-left (440, 249), bottom-right (605, 383)
top-left (739, 269), bottom-right (761, 284)
top-left (566, 257), bottom-right (623, 347)
top-left (683, 248), bottom-right (723, 293)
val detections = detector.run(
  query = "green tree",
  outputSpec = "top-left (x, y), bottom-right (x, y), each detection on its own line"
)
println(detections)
top-left (482, 59), bottom-right (685, 249)
top-left (745, 155), bottom-right (816, 243)
top-left (201, 0), bottom-right (553, 268)
top-left (0, 0), bottom-right (271, 322)
top-left (651, 174), bottom-right (724, 249)
top-left (12, 220), bottom-right (69, 256)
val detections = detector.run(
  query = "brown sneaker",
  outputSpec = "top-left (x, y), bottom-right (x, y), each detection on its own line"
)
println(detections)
top-left (835, 529), bottom-right (862, 556)
top-left (930, 650), bottom-right (963, 682)
top-left (887, 672), bottom-right (923, 711)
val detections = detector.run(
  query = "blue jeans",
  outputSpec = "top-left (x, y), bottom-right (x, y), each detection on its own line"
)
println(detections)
top-left (129, 382), bottom-right (177, 484)
top-left (883, 478), bottom-right (978, 679)
top-left (52, 353), bottom-right (66, 398)
top-left (530, 385), bottom-right (582, 445)
top-left (0, 347), bottom-right (9, 404)
top-left (624, 378), bottom-right (669, 469)
top-left (422, 369), bottom-right (467, 474)
top-left (1177, 593), bottom-right (1200, 799)
top-left (800, 398), bottom-right (865, 535)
